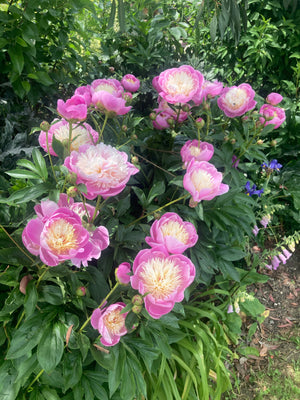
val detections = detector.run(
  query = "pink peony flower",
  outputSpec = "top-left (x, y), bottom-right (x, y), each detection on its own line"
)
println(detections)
top-left (121, 74), bottom-right (140, 92)
top-left (64, 143), bottom-right (139, 200)
top-left (157, 65), bottom-right (204, 104)
top-left (22, 195), bottom-right (109, 267)
top-left (57, 95), bottom-right (87, 121)
top-left (152, 76), bottom-right (162, 92)
top-left (180, 140), bottom-right (214, 167)
top-left (91, 303), bottom-right (128, 346)
top-left (92, 91), bottom-right (131, 116)
top-left (130, 247), bottom-right (195, 319)
top-left (115, 262), bottom-right (131, 284)
top-left (193, 79), bottom-right (223, 105)
top-left (266, 92), bottom-right (283, 106)
top-left (74, 85), bottom-right (92, 106)
top-left (259, 104), bottom-right (286, 129)
top-left (183, 160), bottom-right (229, 203)
top-left (91, 78), bottom-right (124, 97)
top-left (145, 212), bottom-right (198, 254)
top-left (39, 119), bottom-right (99, 156)
top-left (217, 83), bottom-right (256, 118)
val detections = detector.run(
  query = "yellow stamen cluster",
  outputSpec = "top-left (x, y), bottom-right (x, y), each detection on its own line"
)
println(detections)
top-left (160, 221), bottom-right (189, 244)
top-left (191, 170), bottom-right (214, 191)
top-left (103, 310), bottom-right (124, 334)
top-left (46, 219), bottom-right (78, 254)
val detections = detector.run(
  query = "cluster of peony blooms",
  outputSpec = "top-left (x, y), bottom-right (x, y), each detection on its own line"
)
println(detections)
top-left (91, 212), bottom-right (198, 346)
top-left (151, 65), bottom-right (286, 130)
top-left (22, 194), bottom-right (109, 267)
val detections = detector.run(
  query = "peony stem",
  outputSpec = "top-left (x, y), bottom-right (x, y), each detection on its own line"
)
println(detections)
top-left (78, 282), bottom-right (120, 333)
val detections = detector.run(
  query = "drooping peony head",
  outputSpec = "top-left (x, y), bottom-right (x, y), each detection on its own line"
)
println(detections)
top-left (145, 212), bottom-right (198, 254)
top-left (91, 303), bottom-right (128, 346)
top-left (64, 143), bottom-right (139, 200)
top-left (266, 92), bottom-right (283, 106)
top-left (259, 104), bottom-right (286, 129)
top-left (57, 95), bottom-right (88, 121)
top-left (74, 85), bottom-right (92, 106)
top-left (193, 79), bottom-right (223, 105)
top-left (91, 91), bottom-right (132, 116)
top-left (152, 109), bottom-right (174, 130)
top-left (180, 140), bottom-right (214, 167)
top-left (22, 195), bottom-right (109, 267)
top-left (121, 74), bottom-right (140, 92)
top-left (131, 247), bottom-right (196, 319)
top-left (156, 65), bottom-right (204, 104)
top-left (91, 78), bottom-right (124, 97)
top-left (115, 262), bottom-right (131, 284)
top-left (39, 119), bottom-right (99, 156)
top-left (217, 83), bottom-right (256, 118)
top-left (183, 160), bottom-right (229, 203)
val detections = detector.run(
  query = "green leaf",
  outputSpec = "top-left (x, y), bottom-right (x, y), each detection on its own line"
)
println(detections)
top-left (32, 148), bottom-right (48, 180)
top-left (84, 371), bottom-right (108, 400)
top-left (0, 247), bottom-right (33, 266)
top-left (39, 285), bottom-right (64, 305)
top-left (63, 351), bottom-right (82, 390)
top-left (210, 13), bottom-right (218, 41)
top-left (8, 47), bottom-right (24, 75)
top-left (28, 71), bottom-right (54, 86)
top-left (0, 265), bottom-right (23, 286)
top-left (15, 353), bottom-right (38, 386)
top-left (40, 388), bottom-right (60, 400)
top-left (4, 183), bottom-right (51, 204)
top-left (24, 279), bottom-right (38, 317)
top-left (0, 361), bottom-right (20, 400)
top-left (6, 168), bottom-right (43, 180)
top-left (6, 314), bottom-right (45, 359)
top-left (147, 180), bottom-right (165, 204)
top-left (37, 323), bottom-right (65, 373)
top-left (90, 345), bottom-right (115, 370)
top-left (51, 135), bottom-right (67, 159)
top-left (218, 247), bottom-right (246, 262)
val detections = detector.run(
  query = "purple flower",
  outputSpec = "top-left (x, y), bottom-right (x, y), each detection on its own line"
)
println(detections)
top-left (245, 181), bottom-right (264, 197)
top-left (271, 255), bottom-right (280, 270)
top-left (232, 155), bottom-right (240, 169)
top-left (260, 215), bottom-right (271, 228)
top-left (252, 225), bottom-right (260, 236)
top-left (282, 248), bottom-right (292, 260)
top-left (262, 159), bottom-right (282, 173)
top-left (227, 304), bottom-right (234, 313)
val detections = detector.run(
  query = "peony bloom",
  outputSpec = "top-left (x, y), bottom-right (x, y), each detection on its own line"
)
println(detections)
top-left (91, 78), bottom-right (124, 97)
top-left (259, 104), bottom-right (286, 129)
top-left (183, 160), bottom-right (229, 203)
top-left (91, 91), bottom-right (131, 116)
top-left (145, 212), bottom-right (198, 254)
top-left (180, 140), bottom-right (214, 167)
top-left (39, 119), bottom-right (99, 156)
top-left (266, 92), bottom-right (283, 106)
top-left (22, 195), bottom-right (109, 267)
top-left (121, 74), bottom-right (140, 92)
top-left (91, 303), bottom-right (128, 346)
top-left (74, 85), bottom-right (92, 106)
top-left (152, 76), bottom-right (162, 92)
top-left (217, 83), bottom-right (256, 118)
top-left (115, 262), bottom-right (131, 284)
top-left (57, 95), bottom-right (87, 121)
top-left (64, 143), bottom-right (139, 200)
top-left (157, 65), bottom-right (204, 104)
top-left (131, 247), bottom-right (196, 319)
top-left (193, 79), bottom-right (223, 105)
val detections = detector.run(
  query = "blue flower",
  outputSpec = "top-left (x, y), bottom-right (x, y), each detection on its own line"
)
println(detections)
top-left (261, 159), bottom-right (282, 172)
top-left (245, 181), bottom-right (264, 197)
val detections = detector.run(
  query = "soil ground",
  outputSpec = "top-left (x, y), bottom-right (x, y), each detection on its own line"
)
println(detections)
top-left (225, 246), bottom-right (300, 399)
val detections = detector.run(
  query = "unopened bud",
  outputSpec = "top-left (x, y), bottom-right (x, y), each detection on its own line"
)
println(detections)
top-left (109, 66), bottom-right (115, 72)
top-left (224, 136), bottom-right (229, 142)
top-left (130, 134), bottom-right (137, 140)
top-left (203, 102), bottom-right (210, 111)
top-left (122, 125), bottom-right (128, 132)
top-left (270, 139), bottom-right (277, 147)
top-left (153, 212), bottom-right (161, 220)
top-left (181, 104), bottom-right (190, 112)
top-left (257, 139), bottom-right (264, 145)
top-left (40, 121), bottom-right (50, 132)
top-left (19, 275), bottom-right (33, 295)
top-left (149, 112), bottom-right (156, 120)
top-left (76, 286), bottom-right (86, 296)
top-left (167, 118), bottom-right (175, 127)
top-left (189, 198), bottom-right (198, 208)
top-left (67, 186), bottom-right (78, 198)
top-left (132, 304), bottom-right (143, 314)
top-left (230, 138), bottom-right (236, 144)
top-left (132, 295), bottom-right (143, 305)
top-left (131, 156), bottom-right (139, 164)
top-left (195, 117), bottom-right (205, 128)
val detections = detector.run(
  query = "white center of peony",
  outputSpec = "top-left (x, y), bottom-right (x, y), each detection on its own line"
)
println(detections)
top-left (94, 83), bottom-right (116, 94)
top-left (55, 125), bottom-right (94, 151)
top-left (191, 169), bottom-right (214, 192)
top-left (160, 220), bottom-right (189, 244)
top-left (140, 257), bottom-right (182, 300)
top-left (46, 219), bottom-right (78, 254)
top-left (190, 145), bottom-right (202, 157)
top-left (225, 88), bottom-right (247, 110)
top-left (76, 145), bottom-right (129, 188)
top-left (166, 72), bottom-right (195, 96)
top-left (103, 309), bottom-right (125, 334)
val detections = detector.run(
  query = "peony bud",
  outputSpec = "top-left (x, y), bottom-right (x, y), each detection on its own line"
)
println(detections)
top-left (19, 274), bottom-right (33, 295)
top-left (40, 121), bottom-right (50, 132)
top-left (121, 125), bottom-right (128, 132)
top-left (270, 139), bottom-right (277, 147)
top-left (76, 286), bottom-right (86, 296)
top-left (132, 294), bottom-right (143, 305)
top-left (149, 112), bottom-right (157, 120)
top-left (132, 304), bottom-right (143, 314)
top-left (67, 186), bottom-right (78, 198)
